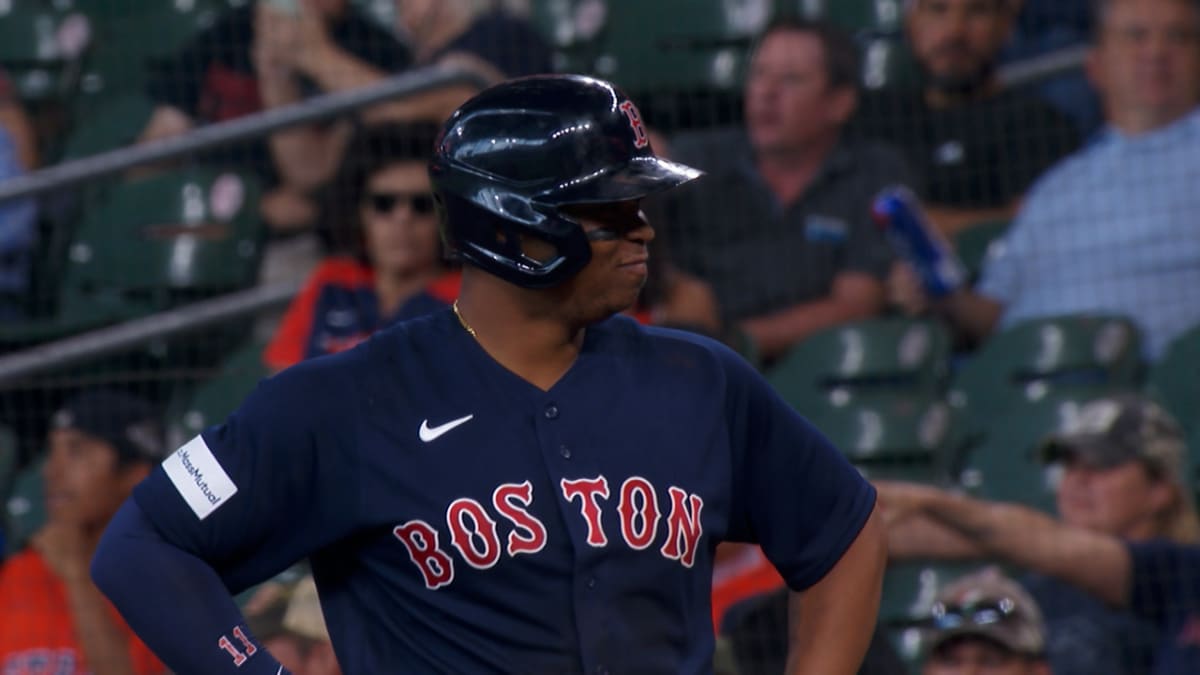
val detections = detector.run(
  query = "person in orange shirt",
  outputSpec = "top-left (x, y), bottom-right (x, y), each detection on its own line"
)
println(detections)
top-left (263, 121), bottom-right (460, 373)
top-left (0, 389), bottom-right (167, 674)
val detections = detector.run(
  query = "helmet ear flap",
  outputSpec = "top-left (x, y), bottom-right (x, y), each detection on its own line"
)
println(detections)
top-left (437, 191), bottom-right (593, 288)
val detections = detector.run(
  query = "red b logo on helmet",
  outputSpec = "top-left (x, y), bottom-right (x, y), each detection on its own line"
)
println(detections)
top-left (619, 101), bottom-right (649, 149)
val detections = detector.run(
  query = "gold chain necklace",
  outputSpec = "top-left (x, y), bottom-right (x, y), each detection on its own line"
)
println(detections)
top-left (452, 299), bottom-right (477, 338)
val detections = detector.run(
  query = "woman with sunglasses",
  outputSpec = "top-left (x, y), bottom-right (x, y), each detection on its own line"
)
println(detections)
top-left (263, 122), bottom-right (458, 372)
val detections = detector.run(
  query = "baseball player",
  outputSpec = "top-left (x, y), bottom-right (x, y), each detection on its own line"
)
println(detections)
top-left (92, 74), bottom-right (886, 674)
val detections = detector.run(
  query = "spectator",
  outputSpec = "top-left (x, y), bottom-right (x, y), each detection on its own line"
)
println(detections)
top-left (246, 574), bottom-right (341, 675)
top-left (878, 393), bottom-right (1200, 675)
top-left (915, 567), bottom-right (1051, 675)
top-left (653, 17), bottom-right (910, 363)
top-left (854, 0), bottom-right (1080, 238)
top-left (139, 0), bottom-right (410, 232)
top-left (890, 0), bottom-right (1200, 360)
top-left (1003, 0), bottom-right (1103, 138)
top-left (263, 122), bottom-right (458, 372)
top-left (0, 389), bottom-right (167, 674)
top-left (0, 67), bottom-right (37, 319)
top-left (367, 0), bottom-right (554, 123)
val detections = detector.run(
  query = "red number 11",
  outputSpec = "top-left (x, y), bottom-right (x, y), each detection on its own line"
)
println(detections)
top-left (218, 626), bottom-right (258, 666)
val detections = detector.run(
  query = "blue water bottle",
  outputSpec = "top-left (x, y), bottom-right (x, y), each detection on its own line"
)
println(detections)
top-left (871, 187), bottom-right (966, 298)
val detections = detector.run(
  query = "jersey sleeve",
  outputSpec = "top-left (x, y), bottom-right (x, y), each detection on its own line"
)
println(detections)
top-left (1127, 539), bottom-right (1200, 630)
top-left (132, 353), bottom-right (364, 591)
top-left (720, 348), bottom-right (877, 591)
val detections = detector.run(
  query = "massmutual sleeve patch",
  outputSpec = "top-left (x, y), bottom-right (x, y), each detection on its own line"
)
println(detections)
top-left (162, 435), bottom-right (239, 520)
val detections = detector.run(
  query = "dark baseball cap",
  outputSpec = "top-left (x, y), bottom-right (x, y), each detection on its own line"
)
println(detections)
top-left (50, 388), bottom-right (165, 463)
top-left (924, 568), bottom-right (1046, 658)
top-left (1037, 394), bottom-right (1188, 485)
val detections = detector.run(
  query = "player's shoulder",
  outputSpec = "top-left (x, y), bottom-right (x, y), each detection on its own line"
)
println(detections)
top-left (594, 315), bottom-right (756, 378)
top-left (244, 314), bottom-right (425, 418)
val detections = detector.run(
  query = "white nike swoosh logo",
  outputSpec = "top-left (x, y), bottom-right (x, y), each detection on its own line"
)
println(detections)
top-left (419, 414), bottom-right (474, 442)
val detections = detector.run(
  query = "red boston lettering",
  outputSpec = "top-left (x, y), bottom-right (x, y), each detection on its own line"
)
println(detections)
top-left (560, 476), bottom-right (611, 546)
top-left (660, 487), bottom-right (704, 567)
top-left (446, 498), bottom-right (503, 570)
top-left (617, 476), bottom-right (661, 550)
top-left (493, 481), bottom-right (548, 556)
top-left (393, 520), bottom-right (456, 589)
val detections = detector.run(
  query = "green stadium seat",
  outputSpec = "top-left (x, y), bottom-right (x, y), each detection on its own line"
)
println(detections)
top-left (949, 314), bottom-right (1144, 435)
top-left (1147, 322), bottom-right (1200, 437)
top-left (809, 394), bottom-right (961, 461)
top-left (955, 390), bottom-right (1127, 513)
top-left (4, 457), bottom-right (46, 557)
top-left (953, 219), bottom-right (1010, 285)
top-left (768, 317), bottom-right (952, 415)
top-left (0, 167), bottom-right (264, 345)
top-left (798, 0), bottom-right (919, 90)
top-left (803, 0), bottom-right (906, 33)
top-left (165, 337), bottom-right (270, 449)
top-left (61, 90), bottom-right (156, 160)
top-left (0, 3), bottom-right (92, 103)
top-left (73, 0), bottom-right (227, 101)
top-left (587, 0), bottom-right (758, 95)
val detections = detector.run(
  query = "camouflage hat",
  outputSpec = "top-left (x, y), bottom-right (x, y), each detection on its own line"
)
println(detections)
top-left (1037, 394), bottom-right (1188, 487)
top-left (923, 567), bottom-right (1046, 658)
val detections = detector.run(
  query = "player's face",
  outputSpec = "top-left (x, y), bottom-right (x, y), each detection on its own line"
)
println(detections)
top-left (923, 639), bottom-right (1047, 675)
top-left (744, 30), bottom-right (853, 154)
top-left (1089, 0), bottom-right (1200, 128)
top-left (42, 430), bottom-right (148, 531)
top-left (907, 0), bottom-right (1012, 92)
top-left (555, 200), bottom-right (654, 323)
top-left (1055, 457), bottom-right (1171, 538)
top-left (360, 162), bottom-right (441, 279)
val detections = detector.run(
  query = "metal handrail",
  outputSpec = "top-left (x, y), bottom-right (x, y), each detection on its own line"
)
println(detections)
top-left (0, 64), bottom-right (488, 205)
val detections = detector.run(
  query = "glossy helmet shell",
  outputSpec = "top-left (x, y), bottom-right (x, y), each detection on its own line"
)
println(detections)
top-left (429, 74), bottom-right (702, 289)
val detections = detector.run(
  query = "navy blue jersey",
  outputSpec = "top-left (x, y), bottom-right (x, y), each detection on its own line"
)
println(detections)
top-left (1128, 541), bottom-right (1200, 675)
top-left (133, 311), bottom-right (875, 673)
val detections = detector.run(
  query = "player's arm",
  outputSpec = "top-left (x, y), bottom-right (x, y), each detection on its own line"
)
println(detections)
top-left (723, 344), bottom-right (885, 673)
top-left (785, 505), bottom-right (887, 675)
top-left (876, 481), bottom-right (1132, 606)
top-left (93, 501), bottom-right (289, 675)
top-left (93, 357), bottom-right (363, 674)
top-left (738, 272), bottom-right (885, 362)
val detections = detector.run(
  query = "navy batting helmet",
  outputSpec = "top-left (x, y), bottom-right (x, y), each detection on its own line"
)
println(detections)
top-left (429, 74), bottom-right (702, 289)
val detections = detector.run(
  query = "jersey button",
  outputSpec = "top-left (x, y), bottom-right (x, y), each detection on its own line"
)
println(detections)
top-left (559, 445), bottom-right (571, 459)
top-left (544, 404), bottom-right (559, 420)
top-left (586, 576), bottom-right (596, 589)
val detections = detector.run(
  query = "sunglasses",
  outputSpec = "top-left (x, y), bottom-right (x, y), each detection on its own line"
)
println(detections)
top-left (930, 599), bottom-right (1018, 630)
top-left (365, 192), bottom-right (436, 216)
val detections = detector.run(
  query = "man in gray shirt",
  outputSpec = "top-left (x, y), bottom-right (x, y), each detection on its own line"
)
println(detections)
top-left (654, 17), bottom-right (913, 363)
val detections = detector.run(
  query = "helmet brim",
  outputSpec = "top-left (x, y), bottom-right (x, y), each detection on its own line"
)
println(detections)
top-left (543, 156), bottom-right (703, 206)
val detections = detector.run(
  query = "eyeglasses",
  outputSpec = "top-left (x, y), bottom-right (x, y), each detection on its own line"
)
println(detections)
top-left (365, 192), bottom-right (436, 216)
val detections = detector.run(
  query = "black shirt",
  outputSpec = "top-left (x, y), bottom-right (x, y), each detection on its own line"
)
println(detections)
top-left (433, 10), bottom-right (554, 78)
top-left (652, 129), bottom-right (909, 321)
top-left (852, 86), bottom-right (1080, 208)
